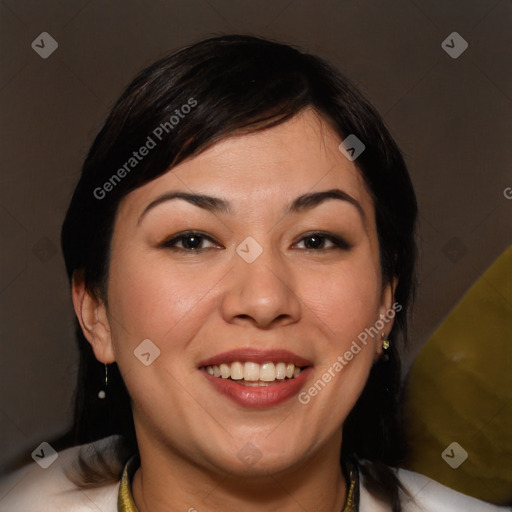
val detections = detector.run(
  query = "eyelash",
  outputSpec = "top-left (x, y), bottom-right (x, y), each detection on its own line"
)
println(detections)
top-left (160, 230), bottom-right (351, 252)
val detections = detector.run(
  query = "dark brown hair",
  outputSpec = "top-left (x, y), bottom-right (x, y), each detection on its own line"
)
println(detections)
top-left (58, 34), bottom-right (417, 511)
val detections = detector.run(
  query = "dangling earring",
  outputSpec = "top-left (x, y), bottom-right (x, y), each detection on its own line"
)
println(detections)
top-left (98, 363), bottom-right (108, 399)
top-left (381, 333), bottom-right (390, 362)
top-left (382, 332), bottom-right (390, 351)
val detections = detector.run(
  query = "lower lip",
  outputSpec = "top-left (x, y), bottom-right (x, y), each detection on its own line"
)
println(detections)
top-left (202, 368), bottom-right (312, 408)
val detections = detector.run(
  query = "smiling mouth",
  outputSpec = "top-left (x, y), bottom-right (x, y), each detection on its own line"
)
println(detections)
top-left (201, 361), bottom-right (305, 386)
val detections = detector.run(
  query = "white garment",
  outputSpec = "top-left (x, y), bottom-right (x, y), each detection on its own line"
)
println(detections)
top-left (0, 436), bottom-right (508, 511)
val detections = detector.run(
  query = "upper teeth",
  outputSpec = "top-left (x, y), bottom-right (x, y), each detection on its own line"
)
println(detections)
top-left (205, 362), bottom-right (302, 382)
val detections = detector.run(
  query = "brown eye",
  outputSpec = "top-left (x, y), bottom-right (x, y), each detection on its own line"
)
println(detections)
top-left (294, 232), bottom-right (351, 251)
top-left (302, 234), bottom-right (326, 249)
top-left (162, 231), bottom-right (220, 251)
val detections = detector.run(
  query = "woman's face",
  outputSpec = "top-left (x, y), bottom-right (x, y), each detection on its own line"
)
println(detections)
top-left (83, 109), bottom-right (395, 476)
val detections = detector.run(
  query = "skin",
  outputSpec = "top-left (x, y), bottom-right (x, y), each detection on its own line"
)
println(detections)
top-left (73, 109), bottom-right (396, 512)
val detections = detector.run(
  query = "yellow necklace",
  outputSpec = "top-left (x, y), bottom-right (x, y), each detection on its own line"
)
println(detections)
top-left (118, 456), bottom-right (358, 512)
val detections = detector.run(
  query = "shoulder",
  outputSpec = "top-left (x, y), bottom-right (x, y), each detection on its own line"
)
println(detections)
top-left (0, 436), bottom-right (121, 512)
top-left (359, 467), bottom-right (510, 512)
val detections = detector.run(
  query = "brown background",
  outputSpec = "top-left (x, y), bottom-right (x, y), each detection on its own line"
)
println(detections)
top-left (0, 0), bottom-right (511, 475)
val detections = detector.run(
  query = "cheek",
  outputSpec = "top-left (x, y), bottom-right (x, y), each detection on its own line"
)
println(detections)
top-left (106, 251), bottom-right (222, 354)
top-left (296, 250), bottom-right (382, 409)
top-left (299, 256), bottom-right (382, 337)
top-left (105, 254), bottom-right (223, 418)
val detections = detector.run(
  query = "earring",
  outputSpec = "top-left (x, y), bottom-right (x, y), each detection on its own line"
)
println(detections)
top-left (382, 333), bottom-right (390, 351)
top-left (98, 364), bottom-right (108, 400)
top-left (381, 333), bottom-right (391, 362)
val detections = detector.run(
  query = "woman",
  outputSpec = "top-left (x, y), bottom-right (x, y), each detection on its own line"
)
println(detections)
top-left (0, 35), bottom-right (505, 512)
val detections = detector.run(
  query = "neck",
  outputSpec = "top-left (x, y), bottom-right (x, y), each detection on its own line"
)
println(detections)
top-left (131, 435), bottom-right (347, 512)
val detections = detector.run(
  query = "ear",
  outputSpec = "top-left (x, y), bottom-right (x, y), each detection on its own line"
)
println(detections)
top-left (71, 269), bottom-right (115, 364)
top-left (375, 277), bottom-right (399, 358)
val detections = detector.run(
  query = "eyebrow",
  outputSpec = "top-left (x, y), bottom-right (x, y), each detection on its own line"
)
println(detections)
top-left (137, 188), bottom-right (365, 225)
top-left (138, 192), bottom-right (230, 225)
top-left (288, 189), bottom-right (366, 222)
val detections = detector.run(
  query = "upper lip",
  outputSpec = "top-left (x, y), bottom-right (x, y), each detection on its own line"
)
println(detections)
top-left (197, 348), bottom-right (313, 368)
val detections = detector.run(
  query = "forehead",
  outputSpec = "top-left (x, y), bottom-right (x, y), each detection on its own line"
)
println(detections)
top-left (118, 110), bottom-right (374, 220)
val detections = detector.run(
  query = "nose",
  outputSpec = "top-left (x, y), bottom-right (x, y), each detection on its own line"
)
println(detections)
top-left (220, 243), bottom-right (301, 329)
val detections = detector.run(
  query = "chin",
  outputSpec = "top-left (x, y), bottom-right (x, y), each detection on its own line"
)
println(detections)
top-left (226, 451), bottom-right (303, 478)
top-left (196, 436), bottom-right (307, 477)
